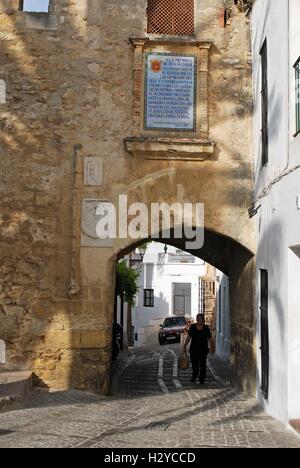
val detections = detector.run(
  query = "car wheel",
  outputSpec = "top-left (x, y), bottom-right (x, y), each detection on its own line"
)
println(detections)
top-left (159, 338), bottom-right (165, 345)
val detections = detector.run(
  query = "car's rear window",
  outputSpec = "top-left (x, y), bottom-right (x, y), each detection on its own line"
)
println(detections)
top-left (164, 317), bottom-right (186, 327)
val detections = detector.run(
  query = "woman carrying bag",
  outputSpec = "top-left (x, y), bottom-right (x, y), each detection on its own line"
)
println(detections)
top-left (178, 350), bottom-right (190, 369)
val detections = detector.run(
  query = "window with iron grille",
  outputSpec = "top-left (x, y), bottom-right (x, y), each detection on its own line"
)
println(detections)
top-left (295, 57), bottom-right (300, 135)
top-left (147, 0), bottom-right (195, 36)
top-left (144, 289), bottom-right (154, 307)
top-left (260, 40), bottom-right (268, 166)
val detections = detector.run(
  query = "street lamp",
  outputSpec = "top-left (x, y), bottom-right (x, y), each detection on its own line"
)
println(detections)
top-left (129, 244), bottom-right (147, 267)
top-left (139, 244), bottom-right (147, 261)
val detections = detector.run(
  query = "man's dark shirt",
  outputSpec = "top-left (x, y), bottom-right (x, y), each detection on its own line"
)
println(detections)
top-left (188, 324), bottom-right (212, 355)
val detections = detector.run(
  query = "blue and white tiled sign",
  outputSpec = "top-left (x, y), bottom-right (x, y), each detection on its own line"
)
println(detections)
top-left (144, 53), bottom-right (197, 131)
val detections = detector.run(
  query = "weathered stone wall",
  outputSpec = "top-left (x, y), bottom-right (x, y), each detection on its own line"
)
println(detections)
top-left (0, 0), bottom-right (255, 393)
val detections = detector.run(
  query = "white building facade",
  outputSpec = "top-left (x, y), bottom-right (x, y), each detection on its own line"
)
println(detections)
top-left (132, 243), bottom-right (207, 345)
top-left (252, 0), bottom-right (300, 424)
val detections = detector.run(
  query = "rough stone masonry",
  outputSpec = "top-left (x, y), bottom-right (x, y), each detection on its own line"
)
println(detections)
top-left (0, 1), bottom-right (255, 394)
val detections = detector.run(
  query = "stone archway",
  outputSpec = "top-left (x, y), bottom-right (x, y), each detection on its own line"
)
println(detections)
top-left (77, 166), bottom-right (255, 394)
top-left (21, 168), bottom-right (254, 395)
top-left (0, 166), bottom-right (255, 396)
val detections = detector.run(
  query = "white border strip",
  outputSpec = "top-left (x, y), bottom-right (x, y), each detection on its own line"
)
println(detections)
top-left (157, 354), bottom-right (169, 393)
top-left (167, 347), bottom-right (183, 391)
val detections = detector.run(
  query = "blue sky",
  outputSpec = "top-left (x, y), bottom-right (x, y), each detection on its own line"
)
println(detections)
top-left (23, 0), bottom-right (49, 12)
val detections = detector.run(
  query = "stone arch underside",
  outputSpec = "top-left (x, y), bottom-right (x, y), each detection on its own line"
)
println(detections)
top-left (117, 227), bottom-right (253, 277)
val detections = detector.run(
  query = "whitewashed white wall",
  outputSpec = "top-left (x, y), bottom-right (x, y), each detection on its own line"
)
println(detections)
top-left (252, 0), bottom-right (300, 424)
top-left (287, 2), bottom-right (300, 420)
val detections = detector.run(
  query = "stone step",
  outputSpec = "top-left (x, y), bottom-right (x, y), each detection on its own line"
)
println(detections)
top-left (0, 370), bottom-right (33, 412)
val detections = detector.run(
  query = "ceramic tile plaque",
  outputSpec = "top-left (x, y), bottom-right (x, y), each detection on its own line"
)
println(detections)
top-left (144, 53), bottom-right (197, 131)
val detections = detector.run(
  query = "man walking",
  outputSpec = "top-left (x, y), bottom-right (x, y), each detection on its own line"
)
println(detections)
top-left (183, 314), bottom-right (215, 384)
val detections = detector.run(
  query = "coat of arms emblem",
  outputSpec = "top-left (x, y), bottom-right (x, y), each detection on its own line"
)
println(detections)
top-left (151, 60), bottom-right (162, 73)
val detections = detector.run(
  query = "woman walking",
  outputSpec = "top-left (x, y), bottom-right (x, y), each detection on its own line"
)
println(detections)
top-left (183, 314), bottom-right (215, 384)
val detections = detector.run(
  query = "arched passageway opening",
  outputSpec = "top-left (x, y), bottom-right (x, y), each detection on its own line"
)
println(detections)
top-left (113, 228), bottom-right (255, 394)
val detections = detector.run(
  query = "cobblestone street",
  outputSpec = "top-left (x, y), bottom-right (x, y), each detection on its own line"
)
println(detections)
top-left (0, 345), bottom-right (299, 449)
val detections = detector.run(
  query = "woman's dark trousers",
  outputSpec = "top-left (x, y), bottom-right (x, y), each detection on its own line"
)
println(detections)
top-left (191, 352), bottom-right (208, 383)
